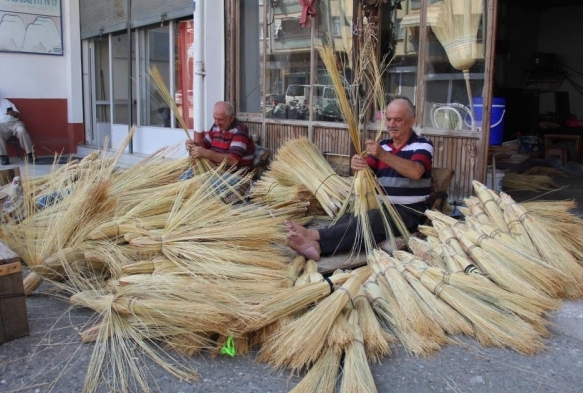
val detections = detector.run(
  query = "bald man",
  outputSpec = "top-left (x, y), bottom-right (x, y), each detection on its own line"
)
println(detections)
top-left (185, 101), bottom-right (255, 173)
top-left (286, 98), bottom-right (434, 260)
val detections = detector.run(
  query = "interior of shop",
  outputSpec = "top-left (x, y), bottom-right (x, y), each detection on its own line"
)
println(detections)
top-left (494, 0), bottom-right (583, 163)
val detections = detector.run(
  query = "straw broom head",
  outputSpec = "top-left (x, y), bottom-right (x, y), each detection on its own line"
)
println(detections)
top-left (338, 309), bottom-right (379, 393)
top-left (404, 262), bottom-right (545, 355)
top-left (392, 252), bottom-right (474, 336)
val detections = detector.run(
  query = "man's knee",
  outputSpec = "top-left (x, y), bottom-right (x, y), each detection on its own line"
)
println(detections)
top-left (14, 124), bottom-right (28, 136)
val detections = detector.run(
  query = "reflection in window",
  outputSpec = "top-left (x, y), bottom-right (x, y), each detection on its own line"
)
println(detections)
top-left (239, 0), bottom-right (353, 123)
top-left (176, 20), bottom-right (194, 129)
top-left (239, 0), bottom-right (262, 113)
top-left (112, 33), bottom-right (136, 124)
top-left (141, 26), bottom-right (171, 127)
top-left (423, 0), bottom-right (485, 131)
top-left (93, 38), bottom-right (110, 123)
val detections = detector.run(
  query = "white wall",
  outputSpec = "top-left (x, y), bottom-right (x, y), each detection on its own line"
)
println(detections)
top-left (0, 0), bottom-right (82, 125)
top-left (201, 1), bottom-right (225, 129)
top-left (63, 0), bottom-right (83, 123)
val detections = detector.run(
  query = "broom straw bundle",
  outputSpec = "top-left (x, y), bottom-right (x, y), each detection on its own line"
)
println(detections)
top-left (261, 266), bottom-right (371, 372)
top-left (404, 262), bottom-right (545, 355)
top-left (318, 44), bottom-right (408, 253)
top-left (267, 137), bottom-right (352, 218)
top-left (338, 309), bottom-right (378, 393)
top-left (407, 236), bottom-right (447, 269)
top-left (472, 181), bottom-right (509, 232)
top-left (363, 279), bottom-right (441, 357)
top-left (521, 199), bottom-right (583, 265)
top-left (459, 227), bottom-right (566, 297)
top-left (421, 266), bottom-right (558, 330)
top-left (352, 286), bottom-right (393, 362)
top-left (393, 251), bottom-right (474, 336)
top-left (503, 198), bottom-right (583, 298)
top-left (372, 250), bottom-right (447, 342)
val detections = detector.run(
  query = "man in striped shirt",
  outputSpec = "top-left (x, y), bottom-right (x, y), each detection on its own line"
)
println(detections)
top-left (287, 97), bottom-right (434, 260)
top-left (186, 101), bottom-right (255, 173)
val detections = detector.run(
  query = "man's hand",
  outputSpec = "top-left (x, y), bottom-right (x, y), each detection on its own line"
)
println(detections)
top-left (364, 139), bottom-right (386, 159)
top-left (6, 109), bottom-right (19, 118)
top-left (189, 145), bottom-right (208, 159)
top-left (185, 139), bottom-right (197, 152)
top-left (351, 154), bottom-right (368, 172)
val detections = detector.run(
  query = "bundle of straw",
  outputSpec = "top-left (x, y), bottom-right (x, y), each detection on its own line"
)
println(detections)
top-left (267, 137), bottom-right (352, 217)
top-left (261, 266), bottom-right (371, 372)
top-left (503, 197), bottom-right (583, 298)
top-left (404, 262), bottom-right (545, 355)
top-left (502, 172), bottom-right (558, 192)
top-left (338, 309), bottom-right (378, 393)
top-left (393, 251), bottom-right (474, 336)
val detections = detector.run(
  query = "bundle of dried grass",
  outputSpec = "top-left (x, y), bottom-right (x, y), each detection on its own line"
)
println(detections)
top-left (502, 172), bottom-right (558, 192)
top-left (521, 199), bottom-right (583, 265)
top-left (372, 250), bottom-right (447, 343)
top-left (364, 279), bottom-right (441, 357)
top-left (523, 166), bottom-right (567, 177)
top-left (393, 251), bottom-right (474, 336)
top-left (472, 181), bottom-right (509, 232)
top-left (267, 137), bottom-right (352, 218)
top-left (352, 286), bottom-right (393, 362)
top-left (455, 229), bottom-right (560, 301)
top-left (318, 44), bottom-right (408, 253)
top-left (338, 309), bottom-right (378, 393)
top-left (404, 262), bottom-right (545, 355)
top-left (149, 65), bottom-right (213, 175)
top-left (407, 236), bottom-right (447, 269)
top-left (421, 266), bottom-right (558, 334)
top-left (503, 197), bottom-right (583, 298)
top-left (261, 266), bottom-right (371, 372)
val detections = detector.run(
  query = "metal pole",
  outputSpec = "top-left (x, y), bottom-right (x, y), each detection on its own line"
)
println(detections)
top-left (127, 0), bottom-right (133, 153)
top-left (193, 0), bottom-right (206, 141)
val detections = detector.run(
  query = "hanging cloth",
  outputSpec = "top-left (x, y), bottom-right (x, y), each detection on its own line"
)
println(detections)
top-left (299, 0), bottom-right (316, 27)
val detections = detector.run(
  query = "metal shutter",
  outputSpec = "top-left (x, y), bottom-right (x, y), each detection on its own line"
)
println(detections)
top-left (80, 0), bottom-right (193, 39)
top-left (80, 0), bottom-right (128, 39)
top-left (131, 0), bottom-right (193, 29)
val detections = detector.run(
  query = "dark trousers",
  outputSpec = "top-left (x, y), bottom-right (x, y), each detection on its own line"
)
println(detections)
top-left (318, 202), bottom-right (426, 256)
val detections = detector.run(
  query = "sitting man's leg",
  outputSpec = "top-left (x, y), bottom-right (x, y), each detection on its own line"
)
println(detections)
top-left (287, 202), bottom-right (426, 261)
top-left (13, 122), bottom-right (34, 161)
top-left (0, 125), bottom-right (11, 165)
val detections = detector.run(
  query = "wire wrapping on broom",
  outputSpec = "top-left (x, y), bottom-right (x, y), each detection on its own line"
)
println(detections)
top-left (314, 173), bottom-right (343, 197)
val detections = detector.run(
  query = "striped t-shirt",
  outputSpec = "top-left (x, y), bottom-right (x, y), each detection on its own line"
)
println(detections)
top-left (203, 119), bottom-right (255, 171)
top-left (366, 132), bottom-right (434, 205)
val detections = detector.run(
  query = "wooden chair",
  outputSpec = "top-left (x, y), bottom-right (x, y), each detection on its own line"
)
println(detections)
top-left (426, 167), bottom-right (455, 213)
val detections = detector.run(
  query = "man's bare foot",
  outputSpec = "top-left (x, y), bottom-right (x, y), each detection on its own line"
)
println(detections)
top-left (287, 230), bottom-right (321, 261)
top-left (284, 220), bottom-right (319, 241)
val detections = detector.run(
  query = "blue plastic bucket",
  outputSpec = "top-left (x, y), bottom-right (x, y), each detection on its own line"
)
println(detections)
top-left (472, 97), bottom-right (506, 145)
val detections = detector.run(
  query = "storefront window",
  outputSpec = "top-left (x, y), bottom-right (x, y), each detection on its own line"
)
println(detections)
top-left (239, 0), bottom-right (353, 123)
top-left (422, 0), bottom-right (485, 131)
top-left (140, 25), bottom-right (171, 127)
top-left (93, 38), bottom-right (110, 124)
top-left (112, 32), bottom-right (137, 124)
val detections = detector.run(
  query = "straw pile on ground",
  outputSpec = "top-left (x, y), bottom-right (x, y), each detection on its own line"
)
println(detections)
top-left (3, 135), bottom-right (583, 393)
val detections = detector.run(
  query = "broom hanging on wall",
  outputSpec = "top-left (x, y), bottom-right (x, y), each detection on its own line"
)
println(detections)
top-left (431, 0), bottom-right (483, 131)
